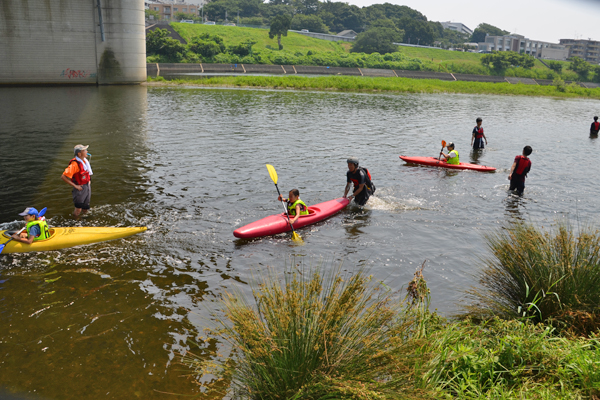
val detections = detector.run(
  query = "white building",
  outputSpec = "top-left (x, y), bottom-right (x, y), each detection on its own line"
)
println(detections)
top-left (439, 22), bottom-right (473, 37)
top-left (478, 34), bottom-right (569, 61)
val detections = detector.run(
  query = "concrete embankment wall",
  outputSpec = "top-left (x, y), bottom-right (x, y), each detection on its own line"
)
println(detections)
top-left (0, 0), bottom-right (146, 85)
top-left (148, 63), bottom-right (600, 88)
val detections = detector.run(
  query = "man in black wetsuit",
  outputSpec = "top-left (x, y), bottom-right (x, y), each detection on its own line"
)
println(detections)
top-left (591, 116), bottom-right (599, 135)
top-left (344, 157), bottom-right (374, 206)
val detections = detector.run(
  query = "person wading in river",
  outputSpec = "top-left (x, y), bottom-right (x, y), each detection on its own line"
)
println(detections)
top-left (61, 144), bottom-right (93, 218)
top-left (508, 145), bottom-right (533, 196)
top-left (344, 158), bottom-right (375, 206)
top-left (471, 117), bottom-right (488, 150)
top-left (591, 116), bottom-right (600, 135)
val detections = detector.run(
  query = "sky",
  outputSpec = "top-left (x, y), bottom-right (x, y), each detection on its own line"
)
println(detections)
top-left (343, 0), bottom-right (600, 43)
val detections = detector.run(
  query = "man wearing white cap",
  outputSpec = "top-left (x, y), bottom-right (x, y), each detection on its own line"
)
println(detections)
top-left (61, 144), bottom-right (93, 218)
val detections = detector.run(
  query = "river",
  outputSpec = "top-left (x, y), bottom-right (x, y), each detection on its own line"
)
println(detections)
top-left (0, 85), bottom-right (598, 399)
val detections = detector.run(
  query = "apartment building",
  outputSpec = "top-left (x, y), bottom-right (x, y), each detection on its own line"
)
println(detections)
top-left (145, 1), bottom-right (202, 21)
top-left (559, 39), bottom-right (600, 64)
top-left (439, 22), bottom-right (473, 37)
top-left (478, 34), bottom-right (569, 61)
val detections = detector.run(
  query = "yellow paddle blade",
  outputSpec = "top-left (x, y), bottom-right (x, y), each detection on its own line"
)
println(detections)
top-left (291, 231), bottom-right (304, 244)
top-left (441, 140), bottom-right (447, 147)
top-left (266, 164), bottom-right (278, 185)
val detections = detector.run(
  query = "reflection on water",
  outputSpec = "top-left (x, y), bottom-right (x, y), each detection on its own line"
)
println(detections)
top-left (1, 86), bottom-right (600, 399)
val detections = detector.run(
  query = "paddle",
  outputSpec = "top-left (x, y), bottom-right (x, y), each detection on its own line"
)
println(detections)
top-left (265, 164), bottom-right (303, 244)
top-left (0, 207), bottom-right (47, 254)
top-left (438, 140), bottom-right (447, 161)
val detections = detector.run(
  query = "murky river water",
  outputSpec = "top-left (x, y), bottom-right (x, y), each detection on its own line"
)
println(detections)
top-left (1, 85), bottom-right (599, 399)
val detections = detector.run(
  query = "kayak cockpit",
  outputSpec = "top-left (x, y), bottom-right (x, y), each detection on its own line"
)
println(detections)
top-left (3, 229), bottom-right (57, 241)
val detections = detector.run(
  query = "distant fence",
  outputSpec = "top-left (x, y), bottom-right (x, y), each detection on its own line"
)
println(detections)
top-left (147, 63), bottom-right (599, 87)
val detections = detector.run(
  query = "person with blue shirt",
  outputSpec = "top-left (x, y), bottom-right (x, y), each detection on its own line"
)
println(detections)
top-left (11, 207), bottom-right (50, 244)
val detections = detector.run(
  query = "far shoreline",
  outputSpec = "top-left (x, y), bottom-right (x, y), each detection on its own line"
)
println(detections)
top-left (145, 75), bottom-right (600, 100)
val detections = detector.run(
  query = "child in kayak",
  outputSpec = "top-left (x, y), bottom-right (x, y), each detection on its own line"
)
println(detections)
top-left (11, 207), bottom-right (50, 244)
top-left (278, 189), bottom-right (309, 224)
top-left (440, 142), bottom-right (459, 165)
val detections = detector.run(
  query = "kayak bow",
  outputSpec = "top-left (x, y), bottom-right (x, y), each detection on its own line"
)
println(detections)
top-left (234, 197), bottom-right (350, 239)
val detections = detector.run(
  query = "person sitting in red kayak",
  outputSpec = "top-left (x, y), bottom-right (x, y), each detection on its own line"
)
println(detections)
top-left (278, 189), bottom-right (309, 224)
top-left (440, 142), bottom-right (459, 165)
top-left (11, 207), bottom-right (50, 244)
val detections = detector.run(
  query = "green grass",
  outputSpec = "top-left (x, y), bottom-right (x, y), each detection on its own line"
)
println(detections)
top-left (172, 22), bottom-right (348, 54)
top-left (183, 263), bottom-right (600, 399)
top-left (147, 75), bottom-right (600, 100)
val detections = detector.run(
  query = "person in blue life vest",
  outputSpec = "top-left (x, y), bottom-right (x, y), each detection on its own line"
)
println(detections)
top-left (440, 142), bottom-right (460, 165)
top-left (508, 145), bottom-right (533, 196)
top-left (591, 116), bottom-right (599, 135)
top-left (278, 189), bottom-right (309, 225)
top-left (471, 117), bottom-right (488, 149)
top-left (344, 157), bottom-right (375, 206)
top-left (61, 144), bottom-right (93, 218)
top-left (11, 207), bottom-right (50, 244)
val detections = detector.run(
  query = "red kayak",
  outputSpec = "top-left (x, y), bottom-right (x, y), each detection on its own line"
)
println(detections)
top-left (399, 156), bottom-right (496, 172)
top-left (234, 198), bottom-right (350, 239)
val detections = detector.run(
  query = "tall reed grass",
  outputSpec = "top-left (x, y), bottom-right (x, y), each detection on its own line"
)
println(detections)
top-left (184, 265), bottom-right (436, 399)
top-left (463, 222), bottom-right (600, 335)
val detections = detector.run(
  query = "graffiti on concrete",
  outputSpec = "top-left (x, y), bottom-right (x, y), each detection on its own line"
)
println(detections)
top-left (60, 69), bottom-right (97, 79)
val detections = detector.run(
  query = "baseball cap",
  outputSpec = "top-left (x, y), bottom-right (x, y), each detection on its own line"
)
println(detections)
top-left (74, 144), bottom-right (89, 156)
top-left (18, 207), bottom-right (39, 217)
top-left (448, 142), bottom-right (455, 148)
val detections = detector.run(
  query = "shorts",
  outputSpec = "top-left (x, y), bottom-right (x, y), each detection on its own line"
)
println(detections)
top-left (509, 179), bottom-right (525, 196)
top-left (473, 138), bottom-right (485, 149)
top-left (72, 182), bottom-right (91, 209)
top-left (354, 188), bottom-right (371, 206)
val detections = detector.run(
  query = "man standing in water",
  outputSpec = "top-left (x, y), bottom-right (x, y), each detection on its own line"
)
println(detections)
top-left (471, 117), bottom-right (488, 149)
top-left (591, 116), bottom-right (599, 135)
top-left (508, 145), bottom-right (532, 196)
top-left (344, 158), bottom-right (375, 206)
top-left (61, 144), bottom-right (93, 218)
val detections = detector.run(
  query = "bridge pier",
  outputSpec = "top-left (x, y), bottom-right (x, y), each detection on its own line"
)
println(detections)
top-left (0, 0), bottom-right (146, 85)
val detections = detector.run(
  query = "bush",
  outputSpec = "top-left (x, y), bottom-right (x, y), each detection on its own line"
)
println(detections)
top-left (146, 28), bottom-right (186, 60)
top-left (463, 222), bottom-right (600, 335)
top-left (188, 33), bottom-right (226, 58)
top-left (184, 265), bottom-right (435, 399)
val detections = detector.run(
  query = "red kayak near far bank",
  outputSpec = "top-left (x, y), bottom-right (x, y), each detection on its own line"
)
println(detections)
top-left (399, 156), bottom-right (496, 172)
top-left (234, 197), bottom-right (350, 239)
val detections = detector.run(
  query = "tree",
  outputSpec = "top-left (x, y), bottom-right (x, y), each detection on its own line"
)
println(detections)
top-left (546, 60), bottom-right (563, 73)
top-left (480, 51), bottom-right (535, 73)
top-left (569, 56), bottom-right (591, 80)
top-left (228, 40), bottom-right (257, 56)
top-left (145, 9), bottom-right (160, 20)
top-left (396, 17), bottom-right (435, 46)
top-left (146, 29), bottom-right (186, 60)
top-left (318, 2), bottom-right (365, 33)
top-left (291, 14), bottom-right (328, 33)
top-left (189, 33), bottom-right (226, 58)
top-left (269, 14), bottom-right (292, 50)
top-left (351, 26), bottom-right (403, 54)
top-left (470, 23), bottom-right (509, 43)
top-left (293, 0), bottom-right (319, 15)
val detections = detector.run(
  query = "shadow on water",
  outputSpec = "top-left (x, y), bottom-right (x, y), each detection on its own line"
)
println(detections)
top-left (504, 192), bottom-right (526, 221)
top-left (469, 149), bottom-right (484, 164)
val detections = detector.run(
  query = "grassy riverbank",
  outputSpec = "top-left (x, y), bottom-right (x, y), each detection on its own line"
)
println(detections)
top-left (147, 75), bottom-right (600, 99)
top-left (186, 240), bottom-right (600, 400)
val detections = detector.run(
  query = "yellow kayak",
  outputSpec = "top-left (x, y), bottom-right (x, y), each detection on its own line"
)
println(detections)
top-left (0, 226), bottom-right (147, 254)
